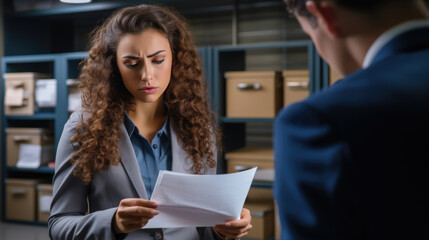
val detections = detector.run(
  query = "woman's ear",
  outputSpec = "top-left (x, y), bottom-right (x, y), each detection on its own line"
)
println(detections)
top-left (306, 0), bottom-right (341, 38)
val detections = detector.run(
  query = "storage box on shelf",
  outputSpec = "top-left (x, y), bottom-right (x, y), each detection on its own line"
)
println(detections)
top-left (4, 72), bottom-right (52, 115)
top-left (244, 202), bottom-right (275, 240)
top-left (6, 127), bottom-right (54, 167)
top-left (5, 178), bottom-right (41, 222)
top-left (275, 202), bottom-right (281, 240)
top-left (283, 69), bottom-right (309, 107)
top-left (225, 71), bottom-right (283, 118)
top-left (1, 54), bottom-right (63, 224)
top-left (225, 147), bottom-right (274, 174)
top-left (37, 183), bottom-right (53, 223)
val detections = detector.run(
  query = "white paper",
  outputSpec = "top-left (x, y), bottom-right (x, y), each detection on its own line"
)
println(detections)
top-left (143, 167), bottom-right (257, 229)
top-left (17, 144), bottom-right (42, 168)
top-left (39, 195), bottom-right (53, 213)
top-left (68, 88), bottom-right (82, 112)
top-left (35, 79), bottom-right (56, 108)
top-left (16, 144), bottom-right (54, 168)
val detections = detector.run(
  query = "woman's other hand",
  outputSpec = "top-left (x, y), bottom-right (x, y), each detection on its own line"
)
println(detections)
top-left (212, 208), bottom-right (252, 239)
top-left (113, 198), bottom-right (159, 233)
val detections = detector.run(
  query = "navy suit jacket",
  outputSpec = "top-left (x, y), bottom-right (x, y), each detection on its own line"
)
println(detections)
top-left (274, 26), bottom-right (429, 240)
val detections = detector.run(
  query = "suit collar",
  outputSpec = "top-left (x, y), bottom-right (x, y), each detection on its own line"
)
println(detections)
top-left (365, 22), bottom-right (429, 67)
top-left (118, 123), bottom-right (149, 199)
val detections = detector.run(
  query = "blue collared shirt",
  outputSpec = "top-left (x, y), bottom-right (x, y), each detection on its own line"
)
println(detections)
top-left (124, 113), bottom-right (172, 199)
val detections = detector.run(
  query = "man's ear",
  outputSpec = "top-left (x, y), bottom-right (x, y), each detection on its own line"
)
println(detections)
top-left (306, 0), bottom-right (341, 38)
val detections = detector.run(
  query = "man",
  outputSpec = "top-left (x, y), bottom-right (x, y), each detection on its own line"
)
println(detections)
top-left (274, 0), bottom-right (429, 239)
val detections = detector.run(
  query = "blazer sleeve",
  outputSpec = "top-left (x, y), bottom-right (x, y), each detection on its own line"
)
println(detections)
top-left (274, 102), bottom-right (353, 240)
top-left (48, 112), bottom-right (119, 240)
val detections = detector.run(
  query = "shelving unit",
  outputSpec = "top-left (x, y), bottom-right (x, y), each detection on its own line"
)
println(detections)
top-left (212, 41), bottom-right (320, 154)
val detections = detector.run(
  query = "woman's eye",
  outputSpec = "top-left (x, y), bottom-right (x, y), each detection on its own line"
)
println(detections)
top-left (125, 63), bottom-right (138, 69)
top-left (153, 59), bottom-right (165, 64)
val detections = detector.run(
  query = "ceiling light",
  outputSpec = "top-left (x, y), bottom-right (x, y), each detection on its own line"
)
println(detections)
top-left (60, 0), bottom-right (92, 3)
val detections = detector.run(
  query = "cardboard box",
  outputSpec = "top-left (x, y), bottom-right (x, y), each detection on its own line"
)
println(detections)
top-left (244, 202), bottom-right (275, 240)
top-left (4, 72), bottom-right (52, 115)
top-left (247, 187), bottom-right (273, 204)
top-left (6, 127), bottom-right (54, 167)
top-left (283, 70), bottom-right (309, 107)
top-left (6, 178), bottom-right (39, 221)
top-left (275, 202), bottom-right (281, 240)
top-left (226, 71), bottom-right (283, 118)
top-left (225, 147), bottom-right (273, 173)
top-left (37, 184), bottom-right (53, 223)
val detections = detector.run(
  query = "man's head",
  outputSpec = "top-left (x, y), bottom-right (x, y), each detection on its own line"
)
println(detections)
top-left (284, 0), bottom-right (428, 76)
top-left (284, 0), bottom-right (405, 26)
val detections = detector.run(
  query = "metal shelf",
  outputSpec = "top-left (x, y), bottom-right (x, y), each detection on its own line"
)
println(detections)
top-left (6, 166), bottom-right (55, 174)
top-left (5, 113), bottom-right (56, 121)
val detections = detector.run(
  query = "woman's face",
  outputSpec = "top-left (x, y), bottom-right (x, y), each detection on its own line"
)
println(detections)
top-left (116, 28), bottom-right (173, 105)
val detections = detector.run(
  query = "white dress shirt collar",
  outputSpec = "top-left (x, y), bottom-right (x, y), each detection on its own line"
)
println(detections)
top-left (362, 20), bottom-right (429, 68)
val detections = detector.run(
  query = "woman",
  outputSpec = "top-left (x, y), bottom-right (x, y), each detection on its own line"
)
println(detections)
top-left (48, 4), bottom-right (252, 240)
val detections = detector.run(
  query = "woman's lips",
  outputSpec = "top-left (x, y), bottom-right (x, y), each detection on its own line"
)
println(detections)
top-left (140, 86), bottom-right (158, 94)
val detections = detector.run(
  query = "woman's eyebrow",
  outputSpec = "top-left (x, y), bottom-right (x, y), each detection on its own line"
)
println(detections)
top-left (122, 55), bottom-right (140, 60)
top-left (122, 50), bottom-right (165, 59)
top-left (147, 50), bottom-right (166, 58)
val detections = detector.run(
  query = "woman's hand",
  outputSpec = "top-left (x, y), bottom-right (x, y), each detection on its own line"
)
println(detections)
top-left (212, 208), bottom-right (252, 239)
top-left (113, 198), bottom-right (159, 234)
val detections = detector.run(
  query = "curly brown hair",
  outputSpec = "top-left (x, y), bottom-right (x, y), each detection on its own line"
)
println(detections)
top-left (70, 4), bottom-right (220, 184)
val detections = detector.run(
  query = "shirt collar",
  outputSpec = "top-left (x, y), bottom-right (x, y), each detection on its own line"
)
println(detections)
top-left (362, 20), bottom-right (429, 68)
top-left (123, 112), bottom-right (170, 140)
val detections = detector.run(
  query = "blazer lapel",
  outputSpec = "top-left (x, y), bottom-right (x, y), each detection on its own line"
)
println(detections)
top-left (118, 123), bottom-right (149, 199)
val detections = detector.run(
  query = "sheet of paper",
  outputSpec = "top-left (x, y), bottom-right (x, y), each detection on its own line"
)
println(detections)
top-left (35, 79), bottom-right (57, 108)
top-left (143, 167), bottom-right (257, 229)
top-left (68, 88), bottom-right (82, 112)
top-left (17, 144), bottom-right (42, 168)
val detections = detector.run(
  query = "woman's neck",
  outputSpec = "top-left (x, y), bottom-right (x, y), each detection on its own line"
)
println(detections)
top-left (128, 98), bottom-right (167, 143)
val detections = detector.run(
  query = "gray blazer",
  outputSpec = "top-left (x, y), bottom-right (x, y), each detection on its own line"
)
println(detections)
top-left (48, 112), bottom-right (219, 240)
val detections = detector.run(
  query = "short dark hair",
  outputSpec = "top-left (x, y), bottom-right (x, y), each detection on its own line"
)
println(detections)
top-left (284, 0), bottom-right (406, 17)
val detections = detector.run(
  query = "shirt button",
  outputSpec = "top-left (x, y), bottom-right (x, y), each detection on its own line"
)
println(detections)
top-left (153, 144), bottom-right (158, 149)
top-left (154, 231), bottom-right (163, 240)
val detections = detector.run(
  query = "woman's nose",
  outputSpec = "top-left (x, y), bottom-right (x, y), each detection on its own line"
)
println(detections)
top-left (140, 64), bottom-right (153, 81)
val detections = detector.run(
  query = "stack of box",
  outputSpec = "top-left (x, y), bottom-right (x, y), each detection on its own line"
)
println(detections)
top-left (283, 70), bottom-right (309, 107)
top-left (226, 147), bottom-right (275, 239)
top-left (6, 179), bottom-right (53, 223)
top-left (225, 71), bottom-right (283, 118)
top-left (4, 72), bottom-right (52, 115)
